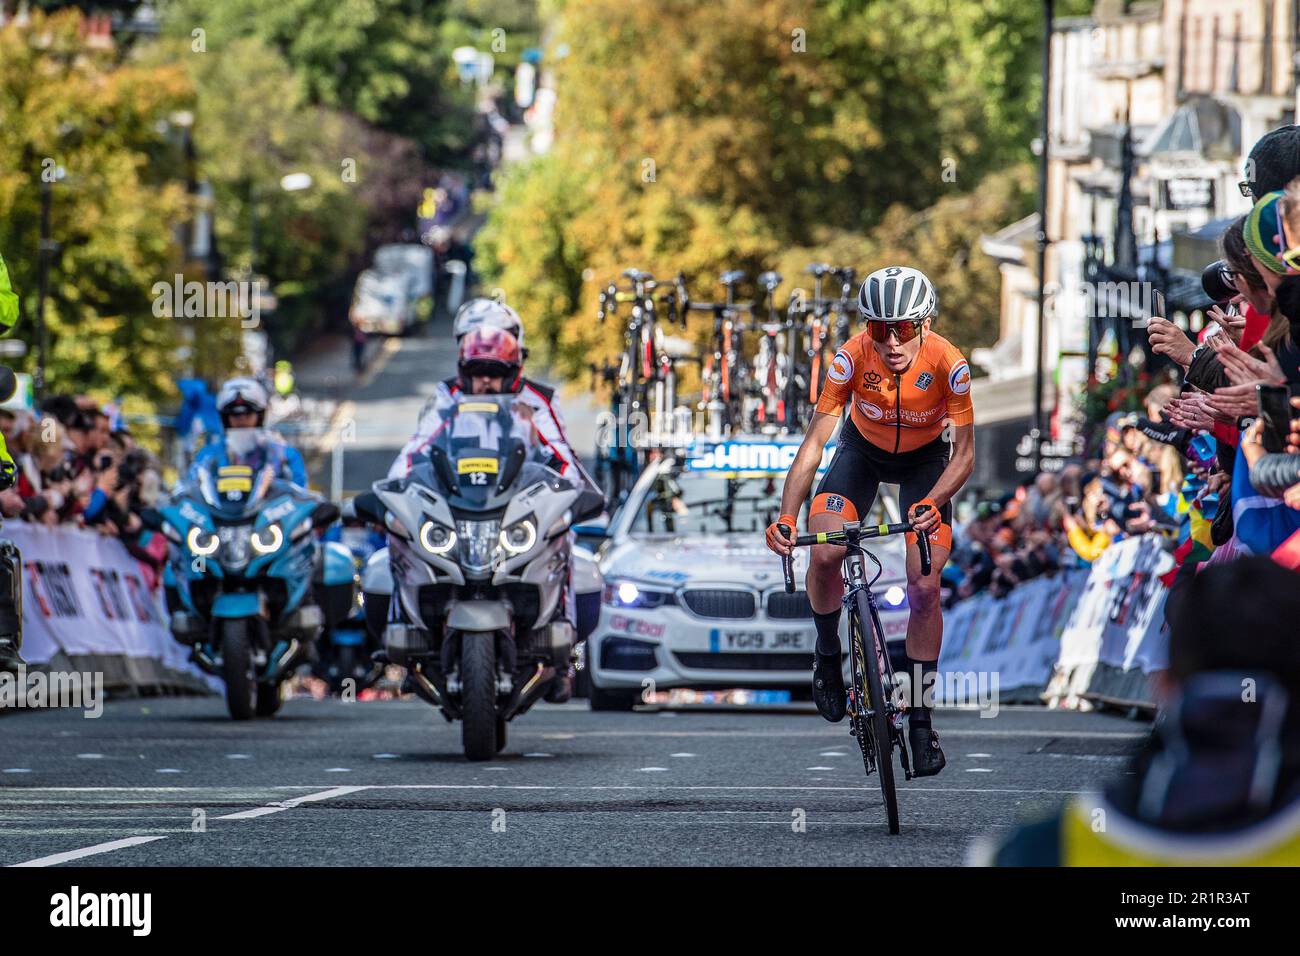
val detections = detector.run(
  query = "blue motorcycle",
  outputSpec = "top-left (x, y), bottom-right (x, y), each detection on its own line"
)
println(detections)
top-left (147, 443), bottom-right (343, 719)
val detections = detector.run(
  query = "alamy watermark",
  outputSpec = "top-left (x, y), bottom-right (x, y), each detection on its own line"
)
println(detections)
top-left (0, 666), bottom-right (103, 718)
top-left (893, 666), bottom-right (1000, 718)
top-left (151, 275), bottom-right (263, 328)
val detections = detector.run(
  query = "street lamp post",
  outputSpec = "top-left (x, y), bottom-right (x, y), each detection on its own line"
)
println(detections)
top-left (1033, 0), bottom-right (1054, 475)
top-left (34, 171), bottom-right (62, 403)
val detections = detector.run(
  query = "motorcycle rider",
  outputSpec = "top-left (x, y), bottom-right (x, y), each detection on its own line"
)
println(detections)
top-left (388, 325), bottom-right (599, 702)
top-left (390, 323), bottom-right (590, 486)
top-left (191, 377), bottom-right (308, 488)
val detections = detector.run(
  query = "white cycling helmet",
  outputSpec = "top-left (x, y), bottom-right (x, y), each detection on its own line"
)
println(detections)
top-left (857, 266), bottom-right (938, 322)
top-left (216, 376), bottom-right (269, 426)
top-left (453, 299), bottom-right (525, 349)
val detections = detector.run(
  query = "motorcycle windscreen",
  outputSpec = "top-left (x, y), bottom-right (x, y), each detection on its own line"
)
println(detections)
top-left (193, 429), bottom-right (290, 518)
top-left (427, 394), bottom-right (550, 508)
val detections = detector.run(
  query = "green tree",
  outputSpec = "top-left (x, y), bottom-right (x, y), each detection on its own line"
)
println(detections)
top-left (160, 0), bottom-right (481, 163)
top-left (0, 10), bottom-right (194, 412)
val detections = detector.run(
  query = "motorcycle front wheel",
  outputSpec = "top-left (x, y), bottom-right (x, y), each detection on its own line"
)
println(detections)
top-left (221, 618), bottom-right (257, 721)
top-left (460, 634), bottom-right (499, 761)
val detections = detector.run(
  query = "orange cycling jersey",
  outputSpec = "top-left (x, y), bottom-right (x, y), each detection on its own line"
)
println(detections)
top-left (815, 330), bottom-right (974, 454)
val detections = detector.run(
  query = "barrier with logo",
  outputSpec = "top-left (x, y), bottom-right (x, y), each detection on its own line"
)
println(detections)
top-left (1042, 534), bottom-right (1172, 713)
top-left (937, 569), bottom-right (1088, 705)
top-left (938, 535), bottom-right (1172, 714)
top-left (6, 524), bottom-right (215, 695)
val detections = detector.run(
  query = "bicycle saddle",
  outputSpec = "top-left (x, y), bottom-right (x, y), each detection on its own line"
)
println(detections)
top-left (758, 271), bottom-right (783, 292)
top-left (719, 270), bottom-right (747, 287)
top-left (804, 262), bottom-right (833, 277)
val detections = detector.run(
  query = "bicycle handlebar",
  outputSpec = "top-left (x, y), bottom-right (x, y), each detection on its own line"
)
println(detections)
top-left (778, 509), bottom-right (933, 593)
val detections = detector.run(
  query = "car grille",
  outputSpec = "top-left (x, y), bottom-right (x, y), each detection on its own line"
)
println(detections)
top-left (673, 651), bottom-right (811, 672)
top-left (766, 590), bottom-right (813, 619)
top-left (680, 589), bottom-right (755, 619)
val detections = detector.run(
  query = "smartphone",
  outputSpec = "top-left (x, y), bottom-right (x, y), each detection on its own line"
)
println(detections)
top-left (1151, 289), bottom-right (1165, 319)
top-left (1187, 434), bottom-right (1217, 470)
top-left (1257, 384), bottom-right (1292, 453)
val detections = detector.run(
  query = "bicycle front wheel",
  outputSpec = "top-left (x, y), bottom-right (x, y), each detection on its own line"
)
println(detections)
top-left (850, 599), bottom-right (899, 835)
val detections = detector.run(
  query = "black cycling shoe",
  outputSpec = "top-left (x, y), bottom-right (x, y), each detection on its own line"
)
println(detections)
top-left (811, 651), bottom-right (846, 722)
top-left (0, 637), bottom-right (24, 676)
top-left (908, 724), bottom-right (946, 777)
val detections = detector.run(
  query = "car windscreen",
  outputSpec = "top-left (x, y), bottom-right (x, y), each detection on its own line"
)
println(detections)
top-left (628, 467), bottom-right (899, 536)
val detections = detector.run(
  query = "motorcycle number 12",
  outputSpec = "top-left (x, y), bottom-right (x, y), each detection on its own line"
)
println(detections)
top-left (468, 471), bottom-right (488, 485)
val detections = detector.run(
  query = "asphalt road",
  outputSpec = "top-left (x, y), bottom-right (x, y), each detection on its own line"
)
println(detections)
top-left (0, 697), bottom-right (1146, 866)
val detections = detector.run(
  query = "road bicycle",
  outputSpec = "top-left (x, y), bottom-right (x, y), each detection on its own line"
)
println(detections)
top-left (677, 271), bottom-right (753, 437)
top-left (777, 509), bottom-right (932, 834)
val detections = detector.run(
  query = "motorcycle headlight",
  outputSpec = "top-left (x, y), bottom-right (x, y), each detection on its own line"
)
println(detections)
top-left (251, 524), bottom-right (284, 555)
top-left (186, 527), bottom-right (219, 556)
top-left (419, 520), bottom-right (457, 556)
top-left (499, 518), bottom-right (537, 556)
top-left (457, 519), bottom-right (501, 573)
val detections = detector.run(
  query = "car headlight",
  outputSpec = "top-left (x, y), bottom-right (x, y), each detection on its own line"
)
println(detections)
top-left (186, 527), bottom-right (219, 556)
top-left (602, 580), bottom-right (675, 609)
top-left (419, 520), bottom-right (457, 556)
top-left (499, 518), bottom-right (537, 556)
top-left (251, 524), bottom-right (284, 555)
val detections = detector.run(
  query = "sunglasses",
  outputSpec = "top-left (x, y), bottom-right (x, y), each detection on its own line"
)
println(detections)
top-left (462, 361), bottom-right (511, 379)
top-left (866, 319), bottom-right (923, 344)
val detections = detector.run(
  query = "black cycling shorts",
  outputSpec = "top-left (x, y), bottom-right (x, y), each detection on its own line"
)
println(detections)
top-left (812, 418), bottom-right (952, 543)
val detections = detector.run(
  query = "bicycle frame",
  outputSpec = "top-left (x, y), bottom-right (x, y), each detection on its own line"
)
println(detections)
top-left (779, 514), bottom-right (932, 835)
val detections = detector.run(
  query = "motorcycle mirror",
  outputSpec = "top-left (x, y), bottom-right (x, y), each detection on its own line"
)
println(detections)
top-left (427, 446), bottom-right (460, 495)
top-left (572, 488), bottom-right (607, 525)
top-left (347, 492), bottom-right (385, 525)
top-left (312, 501), bottom-right (341, 528)
top-left (497, 441), bottom-right (527, 493)
top-left (138, 507), bottom-right (165, 532)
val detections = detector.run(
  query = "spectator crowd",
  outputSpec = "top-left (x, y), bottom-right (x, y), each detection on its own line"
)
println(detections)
top-left (0, 394), bottom-right (168, 586)
top-left (948, 124), bottom-right (1300, 607)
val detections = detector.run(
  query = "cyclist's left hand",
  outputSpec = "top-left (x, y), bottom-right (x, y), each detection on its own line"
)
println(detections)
top-left (908, 497), bottom-right (940, 536)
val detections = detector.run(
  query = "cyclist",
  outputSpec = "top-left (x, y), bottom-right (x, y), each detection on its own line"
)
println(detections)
top-left (190, 377), bottom-right (309, 488)
top-left (765, 266), bottom-right (975, 777)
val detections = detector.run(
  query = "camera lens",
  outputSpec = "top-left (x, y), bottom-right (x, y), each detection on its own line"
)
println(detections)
top-left (1201, 259), bottom-right (1236, 304)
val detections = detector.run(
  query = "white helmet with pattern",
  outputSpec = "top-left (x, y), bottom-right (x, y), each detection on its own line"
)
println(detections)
top-left (453, 298), bottom-right (525, 349)
top-left (216, 376), bottom-right (269, 426)
top-left (857, 266), bottom-right (938, 322)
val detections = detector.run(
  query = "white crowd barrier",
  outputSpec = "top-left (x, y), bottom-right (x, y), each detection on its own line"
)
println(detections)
top-left (5, 523), bottom-right (215, 696)
top-left (939, 534), bottom-right (1173, 715)
top-left (1042, 534), bottom-right (1172, 713)
top-left (938, 569), bottom-right (1090, 705)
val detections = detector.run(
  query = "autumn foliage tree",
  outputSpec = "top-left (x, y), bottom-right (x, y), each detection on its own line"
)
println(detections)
top-left (478, 0), bottom-right (1087, 381)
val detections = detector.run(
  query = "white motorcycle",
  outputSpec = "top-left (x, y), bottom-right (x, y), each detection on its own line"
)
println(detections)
top-left (351, 394), bottom-right (605, 760)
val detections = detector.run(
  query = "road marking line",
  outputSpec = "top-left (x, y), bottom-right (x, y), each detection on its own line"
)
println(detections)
top-left (519, 728), bottom-right (1146, 739)
top-left (310, 784), bottom-right (1085, 795)
top-left (9, 835), bottom-right (167, 868)
top-left (214, 785), bottom-right (368, 821)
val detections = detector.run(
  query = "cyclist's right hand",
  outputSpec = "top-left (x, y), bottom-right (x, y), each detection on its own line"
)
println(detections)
top-left (765, 514), bottom-right (798, 556)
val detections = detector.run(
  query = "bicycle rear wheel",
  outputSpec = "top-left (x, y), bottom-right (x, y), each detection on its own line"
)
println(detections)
top-left (849, 601), bottom-right (899, 834)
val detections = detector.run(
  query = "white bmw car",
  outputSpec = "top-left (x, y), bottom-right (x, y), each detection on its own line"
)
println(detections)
top-left (583, 438), bottom-right (910, 711)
